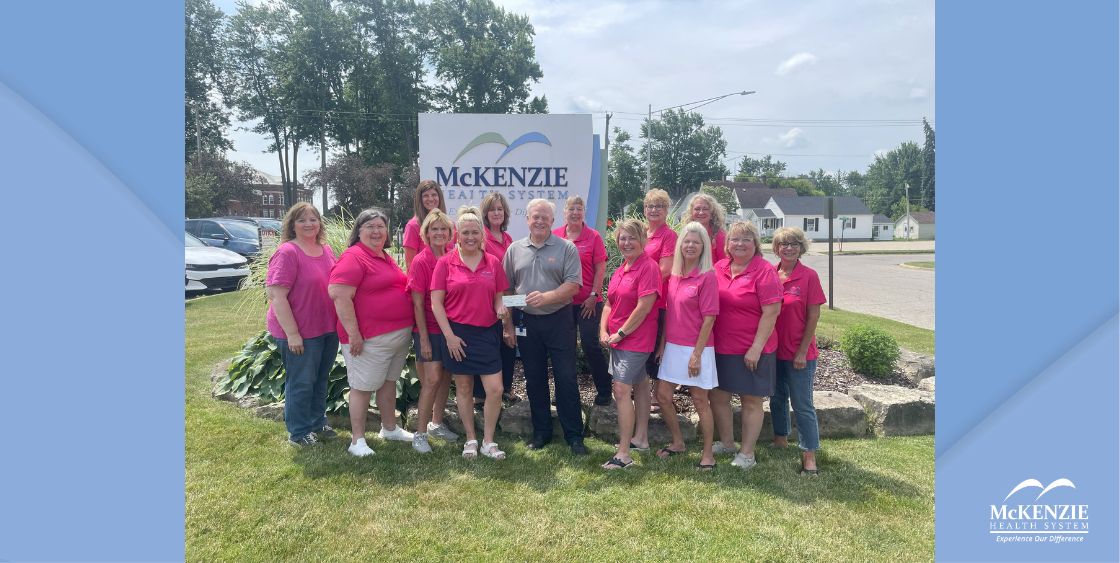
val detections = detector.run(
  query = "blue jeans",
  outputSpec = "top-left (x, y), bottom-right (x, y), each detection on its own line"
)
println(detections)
top-left (771, 359), bottom-right (820, 451)
top-left (278, 332), bottom-right (339, 440)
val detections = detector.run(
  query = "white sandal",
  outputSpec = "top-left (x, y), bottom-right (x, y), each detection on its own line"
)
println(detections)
top-left (462, 439), bottom-right (479, 459)
top-left (481, 442), bottom-right (506, 460)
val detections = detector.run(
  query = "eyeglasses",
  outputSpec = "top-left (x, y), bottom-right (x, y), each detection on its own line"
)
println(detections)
top-left (360, 222), bottom-right (387, 231)
top-left (728, 237), bottom-right (756, 244)
top-left (777, 242), bottom-right (801, 249)
top-left (644, 204), bottom-right (666, 210)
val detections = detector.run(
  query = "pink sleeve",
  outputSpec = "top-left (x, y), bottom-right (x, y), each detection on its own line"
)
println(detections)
top-left (756, 267), bottom-right (784, 305)
top-left (699, 271), bottom-right (720, 316)
top-left (430, 258), bottom-right (448, 292)
top-left (402, 219), bottom-right (422, 251)
top-left (637, 261), bottom-right (660, 298)
top-left (660, 231), bottom-right (677, 258)
top-left (407, 257), bottom-right (431, 294)
top-left (492, 255), bottom-right (510, 293)
top-left (592, 231), bottom-right (607, 264)
top-left (328, 249), bottom-right (364, 287)
top-left (265, 243), bottom-right (298, 288)
top-left (807, 269), bottom-right (827, 305)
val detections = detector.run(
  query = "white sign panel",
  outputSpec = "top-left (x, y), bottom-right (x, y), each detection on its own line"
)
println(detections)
top-left (418, 113), bottom-right (593, 241)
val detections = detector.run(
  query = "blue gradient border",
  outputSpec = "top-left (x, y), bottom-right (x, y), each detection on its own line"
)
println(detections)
top-left (0, 2), bottom-right (185, 561)
top-left (937, 2), bottom-right (1118, 561)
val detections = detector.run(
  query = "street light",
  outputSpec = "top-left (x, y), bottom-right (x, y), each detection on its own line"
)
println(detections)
top-left (645, 90), bottom-right (756, 190)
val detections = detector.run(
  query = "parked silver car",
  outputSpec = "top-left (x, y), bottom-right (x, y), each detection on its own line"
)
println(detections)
top-left (186, 233), bottom-right (250, 294)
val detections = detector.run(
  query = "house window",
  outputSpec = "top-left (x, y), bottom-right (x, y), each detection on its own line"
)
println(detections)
top-left (803, 218), bottom-right (819, 231)
top-left (842, 217), bottom-right (856, 229)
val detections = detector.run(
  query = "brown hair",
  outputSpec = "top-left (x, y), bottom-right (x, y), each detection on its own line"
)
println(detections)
top-left (347, 208), bottom-right (391, 248)
top-left (280, 202), bottom-right (326, 245)
top-left (479, 191), bottom-right (511, 232)
top-left (412, 179), bottom-right (447, 222)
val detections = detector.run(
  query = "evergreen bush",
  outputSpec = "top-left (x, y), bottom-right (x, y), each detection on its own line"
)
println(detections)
top-left (840, 324), bottom-right (900, 378)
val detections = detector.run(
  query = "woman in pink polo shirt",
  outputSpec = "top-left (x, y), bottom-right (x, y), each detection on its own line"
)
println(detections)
top-left (681, 192), bottom-right (728, 264)
top-left (406, 209), bottom-right (461, 453)
top-left (598, 219), bottom-right (660, 470)
top-left (477, 191), bottom-right (516, 405)
top-left (635, 188), bottom-right (677, 448)
top-left (554, 195), bottom-right (611, 406)
top-left (710, 221), bottom-right (783, 470)
top-left (403, 179), bottom-right (447, 268)
top-left (432, 207), bottom-right (515, 460)
top-left (770, 227), bottom-right (827, 475)
top-left (265, 202), bottom-right (338, 447)
top-left (328, 209), bottom-right (415, 458)
top-left (654, 222), bottom-right (720, 469)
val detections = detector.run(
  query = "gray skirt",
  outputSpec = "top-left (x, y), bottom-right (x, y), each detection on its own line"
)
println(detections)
top-left (610, 348), bottom-right (650, 386)
top-left (715, 352), bottom-right (777, 397)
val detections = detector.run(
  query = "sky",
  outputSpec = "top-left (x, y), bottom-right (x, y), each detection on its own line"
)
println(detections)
top-left (213, 0), bottom-right (934, 185)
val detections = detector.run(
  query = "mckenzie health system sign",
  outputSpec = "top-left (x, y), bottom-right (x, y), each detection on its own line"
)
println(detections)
top-left (418, 113), bottom-right (601, 241)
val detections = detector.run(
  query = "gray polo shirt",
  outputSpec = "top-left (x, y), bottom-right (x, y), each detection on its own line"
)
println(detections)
top-left (503, 233), bottom-right (582, 315)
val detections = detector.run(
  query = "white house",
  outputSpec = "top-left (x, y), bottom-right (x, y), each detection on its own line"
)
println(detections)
top-left (894, 211), bottom-right (935, 240)
top-left (872, 214), bottom-right (894, 240)
top-left (700, 181), bottom-right (797, 236)
top-left (766, 196), bottom-right (875, 241)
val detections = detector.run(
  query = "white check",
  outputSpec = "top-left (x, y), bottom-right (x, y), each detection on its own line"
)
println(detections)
top-left (502, 294), bottom-right (528, 308)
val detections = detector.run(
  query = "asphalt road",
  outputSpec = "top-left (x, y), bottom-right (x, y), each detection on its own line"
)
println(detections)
top-left (797, 252), bottom-right (935, 330)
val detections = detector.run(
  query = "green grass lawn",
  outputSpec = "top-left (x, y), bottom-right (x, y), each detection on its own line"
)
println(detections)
top-left (187, 291), bottom-right (933, 562)
top-left (817, 307), bottom-right (934, 355)
top-left (902, 261), bottom-right (935, 270)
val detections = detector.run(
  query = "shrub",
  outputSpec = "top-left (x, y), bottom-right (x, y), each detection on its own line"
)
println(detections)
top-left (816, 334), bottom-right (836, 350)
top-left (840, 324), bottom-right (900, 378)
top-left (220, 330), bottom-right (420, 417)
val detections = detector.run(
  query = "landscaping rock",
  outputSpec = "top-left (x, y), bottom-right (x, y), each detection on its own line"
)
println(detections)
top-left (499, 400), bottom-right (581, 437)
top-left (237, 395), bottom-right (265, 410)
top-left (897, 349), bottom-right (935, 384)
top-left (254, 402), bottom-right (285, 421)
top-left (326, 409), bottom-right (404, 436)
top-left (733, 402), bottom-right (794, 443)
top-left (210, 361), bottom-right (236, 402)
top-left (849, 384), bottom-right (934, 436)
top-left (813, 391), bottom-right (868, 438)
top-left (918, 377), bottom-right (935, 394)
top-left (586, 404), bottom-right (695, 444)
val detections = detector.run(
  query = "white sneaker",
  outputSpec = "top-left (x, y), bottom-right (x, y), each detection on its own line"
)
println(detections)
top-left (379, 425), bottom-right (414, 442)
top-left (712, 442), bottom-right (737, 455)
top-left (427, 422), bottom-right (460, 441)
top-left (730, 452), bottom-right (757, 470)
top-left (412, 432), bottom-right (432, 453)
top-left (347, 438), bottom-right (375, 457)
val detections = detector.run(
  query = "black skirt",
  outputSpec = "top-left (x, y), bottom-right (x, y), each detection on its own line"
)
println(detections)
top-left (715, 352), bottom-right (777, 397)
top-left (441, 321), bottom-right (502, 376)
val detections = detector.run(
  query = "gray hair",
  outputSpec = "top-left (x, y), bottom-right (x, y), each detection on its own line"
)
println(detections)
top-left (526, 198), bottom-right (555, 217)
top-left (348, 208), bottom-right (391, 248)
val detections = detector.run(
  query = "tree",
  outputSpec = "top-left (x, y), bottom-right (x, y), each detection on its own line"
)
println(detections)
top-left (920, 117), bottom-right (936, 210)
top-left (186, 0), bottom-right (232, 160)
top-left (734, 154), bottom-right (786, 183)
top-left (701, 184), bottom-right (739, 215)
top-left (862, 141), bottom-right (923, 216)
top-left (186, 153), bottom-right (264, 218)
top-left (607, 128), bottom-right (644, 217)
top-left (641, 109), bottom-right (728, 200)
top-left (807, 168), bottom-right (844, 196)
top-left (425, 0), bottom-right (544, 113)
top-left (303, 153), bottom-right (395, 217)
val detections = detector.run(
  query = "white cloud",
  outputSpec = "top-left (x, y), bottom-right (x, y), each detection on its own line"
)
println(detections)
top-left (775, 52), bottom-right (818, 76)
top-left (909, 87), bottom-right (929, 99)
top-left (570, 95), bottom-right (607, 113)
top-left (778, 128), bottom-right (808, 148)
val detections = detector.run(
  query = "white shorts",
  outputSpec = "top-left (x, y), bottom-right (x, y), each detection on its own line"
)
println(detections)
top-left (657, 342), bottom-right (717, 390)
top-left (341, 327), bottom-right (411, 392)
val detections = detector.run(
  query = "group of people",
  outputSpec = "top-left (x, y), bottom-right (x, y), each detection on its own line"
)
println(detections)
top-left (265, 180), bottom-right (827, 474)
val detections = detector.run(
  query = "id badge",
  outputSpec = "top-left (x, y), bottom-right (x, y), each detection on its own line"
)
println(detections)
top-left (515, 326), bottom-right (527, 337)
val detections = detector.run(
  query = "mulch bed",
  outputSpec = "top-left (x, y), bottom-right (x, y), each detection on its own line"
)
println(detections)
top-left (502, 345), bottom-right (916, 416)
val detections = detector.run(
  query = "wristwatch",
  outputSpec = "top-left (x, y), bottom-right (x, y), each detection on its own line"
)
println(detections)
top-left (591, 291), bottom-right (600, 297)
top-left (617, 329), bottom-right (627, 338)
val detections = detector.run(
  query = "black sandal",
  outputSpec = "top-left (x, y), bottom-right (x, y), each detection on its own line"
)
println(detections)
top-left (656, 447), bottom-right (685, 459)
top-left (602, 457), bottom-right (635, 470)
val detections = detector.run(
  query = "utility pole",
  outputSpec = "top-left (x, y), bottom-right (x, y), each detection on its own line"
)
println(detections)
top-left (827, 197), bottom-right (835, 310)
top-left (645, 104), bottom-right (652, 191)
top-left (904, 181), bottom-right (912, 239)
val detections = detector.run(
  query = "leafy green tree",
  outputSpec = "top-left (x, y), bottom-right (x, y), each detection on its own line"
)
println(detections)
top-left (701, 184), bottom-right (739, 215)
top-left (734, 154), bottom-right (787, 183)
top-left (186, 153), bottom-right (263, 218)
top-left (641, 109), bottom-right (729, 200)
top-left (862, 142), bottom-right (923, 216)
top-left (303, 153), bottom-right (396, 217)
top-left (186, 0), bottom-right (232, 160)
top-left (807, 168), bottom-right (844, 196)
top-left (920, 118), bottom-right (935, 210)
top-left (425, 0), bottom-right (544, 113)
top-left (607, 128), bottom-right (644, 217)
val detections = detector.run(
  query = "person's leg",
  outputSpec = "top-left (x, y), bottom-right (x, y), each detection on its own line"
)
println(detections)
top-left (577, 304), bottom-right (612, 398)
top-left (691, 387), bottom-right (714, 466)
top-left (432, 368), bottom-right (452, 426)
top-left (415, 359), bottom-right (442, 433)
top-left (500, 312), bottom-right (518, 398)
top-left (632, 377), bottom-right (652, 448)
top-left (644, 309), bottom-right (666, 379)
top-left (308, 333), bottom-right (338, 432)
top-left (279, 337), bottom-right (316, 441)
top-left (453, 374), bottom-right (477, 444)
top-left (656, 379), bottom-right (685, 453)
top-left (740, 395), bottom-right (765, 459)
top-left (375, 382), bottom-right (399, 431)
top-left (709, 388), bottom-right (735, 449)
top-left (519, 316), bottom-right (552, 442)
top-left (771, 360), bottom-right (793, 448)
top-left (548, 308), bottom-right (583, 444)
top-left (605, 380), bottom-right (635, 467)
top-left (480, 373), bottom-right (503, 445)
top-left (788, 359), bottom-right (820, 471)
top-left (348, 389), bottom-right (372, 444)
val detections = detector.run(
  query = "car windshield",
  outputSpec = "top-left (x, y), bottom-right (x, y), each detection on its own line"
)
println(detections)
top-left (222, 221), bottom-right (259, 240)
top-left (186, 233), bottom-right (206, 247)
top-left (260, 220), bottom-right (282, 231)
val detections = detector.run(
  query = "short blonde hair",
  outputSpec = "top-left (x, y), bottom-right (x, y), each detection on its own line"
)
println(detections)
top-left (613, 218), bottom-right (648, 249)
top-left (771, 226), bottom-right (810, 257)
top-left (683, 192), bottom-right (726, 234)
top-left (456, 206), bottom-right (485, 233)
top-left (565, 195), bottom-right (585, 209)
top-left (643, 188), bottom-right (671, 211)
top-left (725, 221), bottom-right (763, 258)
top-left (671, 221), bottom-right (713, 276)
top-left (419, 209), bottom-right (454, 247)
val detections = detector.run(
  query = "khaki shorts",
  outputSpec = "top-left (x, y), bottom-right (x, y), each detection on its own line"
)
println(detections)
top-left (341, 327), bottom-right (411, 392)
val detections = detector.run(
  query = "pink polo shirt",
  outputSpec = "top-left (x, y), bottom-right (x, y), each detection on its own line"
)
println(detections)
top-left (774, 260), bottom-right (827, 361)
top-left (406, 247), bottom-right (443, 335)
top-left (710, 229), bottom-right (727, 264)
top-left (431, 250), bottom-right (509, 327)
top-left (554, 223), bottom-right (607, 304)
top-left (402, 216), bottom-right (422, 255)
top-left (329, 243), bottom-right (413, 344)
top-left (265, 242), bottom-right (338, 340)
top-left (644, 223), bottom-right (677, 310)
top-left (665, 268), bottom-right (720, 347)
top-left (606, 253), bottom-right (661, 353)
top-left (484, 228), bottom-right (513, 260)
top-left (712, 255), bottom-right (783, 355)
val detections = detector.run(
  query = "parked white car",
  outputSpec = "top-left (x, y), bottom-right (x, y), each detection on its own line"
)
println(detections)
top-left (186, 233), bottom-right (250, 294)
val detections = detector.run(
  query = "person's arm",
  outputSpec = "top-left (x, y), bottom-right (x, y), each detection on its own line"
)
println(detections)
top-left (496, 293), bottom-right (516, 347)
top-left (404, 246), bottom-right (418, 267)
top-left (431, 290), bottom-right (465, 361)
top-left (688, 316), bottom-right (717, 377)
top-left (657, 256), bottom-right (673, 279)
top-left (525, 282), bottom-right (580, 309)
top-left (605, 294), bottom-right (656, 346)
top-left (744, 302), bottom-right (781, 370)
top-left (599, 299), bottom-right (613, 346)
top-left (328, 284), bottom-right (363, 356)
top-left (411, 290), bottom-right (431, 361)
top-left (794, 304), bottom-right (821, 369)
top-left (267, 285), bottom-right (303, 355)
top-left (581, 260), bottom-right (606, 318)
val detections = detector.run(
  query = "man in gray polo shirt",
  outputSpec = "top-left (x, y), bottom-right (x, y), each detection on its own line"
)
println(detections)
top-left (503, 198), bottom-right (587, 454)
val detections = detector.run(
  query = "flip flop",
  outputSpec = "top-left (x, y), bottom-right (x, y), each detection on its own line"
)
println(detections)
top-left (613, 441), bottom-right (650, 452)
top-left (695, 462), bottom-right (716, 471)
top-left (656, 447), bottom-right (685, 459)
top-left (602, 457), bottom-right (635, 470)
top-left (799, 465), bottom-right (820, 476)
